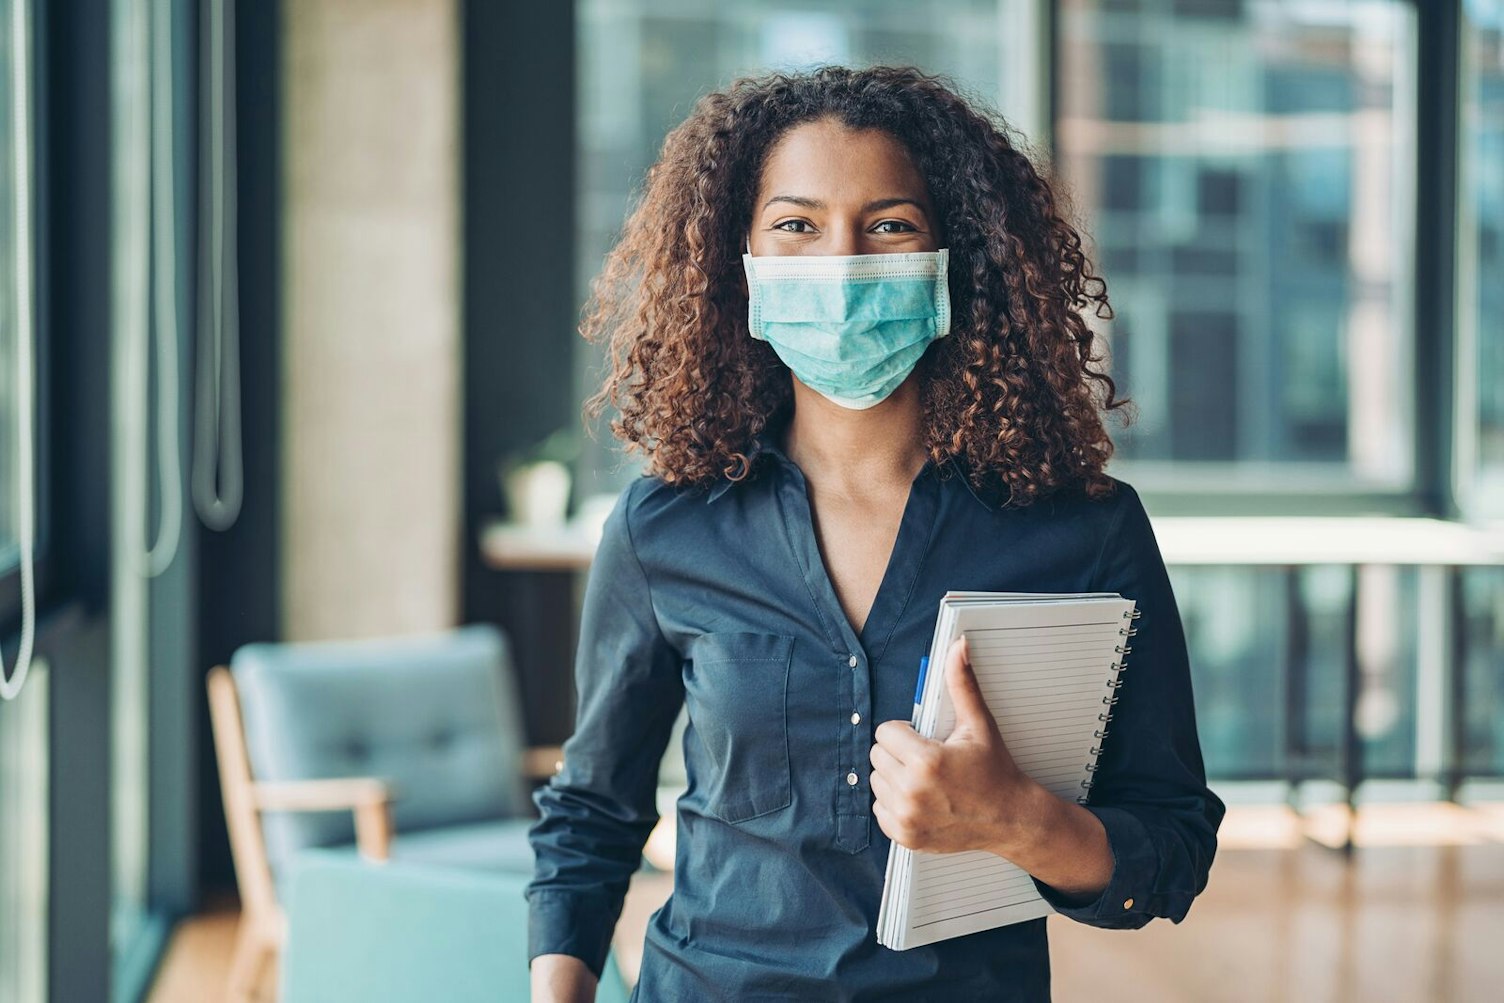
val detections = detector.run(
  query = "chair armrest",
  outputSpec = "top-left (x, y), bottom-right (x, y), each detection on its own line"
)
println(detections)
top-left (523, 745), bottom-right (564, 780)
top-left (252, 777), bottom-right (396, 862)
top-left (252, 777), bottom-right (394, 811)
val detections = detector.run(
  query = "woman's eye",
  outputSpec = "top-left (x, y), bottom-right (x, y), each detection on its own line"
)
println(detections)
top-left (872, 219), bottom-right (918, 234)
top-left (773, 219), bottom-right (814, 233)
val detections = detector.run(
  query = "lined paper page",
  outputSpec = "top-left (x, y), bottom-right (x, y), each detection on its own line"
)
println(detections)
top-left (878, 594), bottom-right (1134, 950)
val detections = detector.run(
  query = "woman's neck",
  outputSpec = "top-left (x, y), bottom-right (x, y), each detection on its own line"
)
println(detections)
top-left (781, 381), bottom-right (930, 497)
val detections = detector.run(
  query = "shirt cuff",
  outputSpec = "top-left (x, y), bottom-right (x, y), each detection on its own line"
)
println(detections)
top-left (526, 888), bottom-right (617, 981)
top-left (1030, 804), bottom-right (1158, 927)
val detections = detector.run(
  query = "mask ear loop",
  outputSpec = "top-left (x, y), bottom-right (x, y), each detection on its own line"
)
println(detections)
top-left (742, 235), bottom-right (762, 339)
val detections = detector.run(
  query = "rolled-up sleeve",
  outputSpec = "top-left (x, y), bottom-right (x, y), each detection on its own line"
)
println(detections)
top-left (526, 478), bottom-right (685, 977)
top-left (1032, 481), bottom-right (1225, 929)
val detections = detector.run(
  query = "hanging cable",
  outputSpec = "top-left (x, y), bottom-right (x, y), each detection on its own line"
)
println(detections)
top-left (1, 0), bottom-right (38, 701)
top-left (132, 0), bottom-right (185, 579)
top-left (192, 0), bottom-right (243, 532)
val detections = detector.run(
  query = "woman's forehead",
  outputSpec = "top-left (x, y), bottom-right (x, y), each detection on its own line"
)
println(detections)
top-left (757, 119), bottom-right (930, 207)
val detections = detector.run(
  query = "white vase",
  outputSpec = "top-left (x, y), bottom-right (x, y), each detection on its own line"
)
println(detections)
top-left (501, 460), bottom-right (572, 528)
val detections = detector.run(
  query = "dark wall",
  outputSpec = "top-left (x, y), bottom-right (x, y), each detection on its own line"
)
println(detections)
top-left (461, 3), bottom-right (581, 746)
top-left (43, 0), bottom-right (115, 997)
top-left (194, 0), bottom-right (284, 900)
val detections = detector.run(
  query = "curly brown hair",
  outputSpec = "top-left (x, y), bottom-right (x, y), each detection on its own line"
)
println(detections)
top-left (581, 64), bottom-right (1131, 508)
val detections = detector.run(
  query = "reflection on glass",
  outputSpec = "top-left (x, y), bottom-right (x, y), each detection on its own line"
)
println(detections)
top-left (1057, 0), bottom-right (1416, 490)
top-left (1461, 567), bottom-right (1504, 776)
top-left (1170, 564), bottom-right (1416, 781)
top-left (574, 0), bottom-right (1026, 499)
top-left (0, 0), bottom-right (19, 571)
top-left (1169, 566), bottom-right (1282, 777)
top-left (0, 659), bottom-right (48, 1003)
top-left (0, 5), bottom-right (45, 996)
top-left (1460, 0), bottom-right (1504, 513)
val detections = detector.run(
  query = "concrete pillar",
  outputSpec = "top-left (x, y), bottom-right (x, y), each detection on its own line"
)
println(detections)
top-left (281, 0), bottom-right (459, 639)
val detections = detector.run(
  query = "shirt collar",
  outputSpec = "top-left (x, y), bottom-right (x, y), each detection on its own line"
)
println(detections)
top-left (705, 422), bottom-right (1005, 512)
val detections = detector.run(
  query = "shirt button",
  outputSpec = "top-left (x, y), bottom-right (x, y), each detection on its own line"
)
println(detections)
top-left (846, 771), bottom-right (859, 786)
top-left (850, 711), bottom-right (861, 725)
top-left (848, 654), bottom-right (858, 668)
top-left (1123, 898), bottom-right (1134, 910)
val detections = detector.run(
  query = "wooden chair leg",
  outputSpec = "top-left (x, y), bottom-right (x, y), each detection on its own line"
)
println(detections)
top-left (226, 917), bottom-right (277, 1003)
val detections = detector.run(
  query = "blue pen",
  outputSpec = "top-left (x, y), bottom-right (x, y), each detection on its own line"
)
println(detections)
top-left (911, 655), bottom-right (929, 727)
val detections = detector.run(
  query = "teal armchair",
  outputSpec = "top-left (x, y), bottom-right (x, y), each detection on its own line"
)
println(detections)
top-left (278, 848), bottom-right (631, 1002)
top-left (207, 622), bottom-right (569, 1000)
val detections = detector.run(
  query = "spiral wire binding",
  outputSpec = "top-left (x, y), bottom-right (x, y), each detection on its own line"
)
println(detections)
top-left (1077, 604), bottom-right (1138, 803)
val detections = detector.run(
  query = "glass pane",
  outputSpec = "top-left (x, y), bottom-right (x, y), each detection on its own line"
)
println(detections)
top-left (1174, 563), bottom-right (1419, 781)
top-left (1354, 564), bottom-right (1417, 776)
top-left (1461, 567), bottom-right (1504, 776)
top-left (0, 657), bottom-right (48, 1003)
top-left (1170, 566), bottom-right (1284, 777)
top-left (1461, 0), bottom-right (1504, 514)
top-left (574, 0), bottom-right (1030, 498)
top-left (1289, 565), bottom-right (1417, 778)
top-left (0, 0), bottom-right (20, 571)
top-left (1058, 0), bottom-right (1416, 491)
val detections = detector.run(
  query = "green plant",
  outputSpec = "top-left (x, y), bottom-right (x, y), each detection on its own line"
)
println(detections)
top-left (499, 426), bottom-right (580, 475)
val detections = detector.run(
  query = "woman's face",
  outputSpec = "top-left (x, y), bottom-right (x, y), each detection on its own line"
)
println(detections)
top-left (749, 118), bottom-right (940, 257)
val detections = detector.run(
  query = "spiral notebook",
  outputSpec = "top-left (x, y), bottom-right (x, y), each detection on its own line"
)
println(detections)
top-left (876, 591), bottom-right (1139, 951)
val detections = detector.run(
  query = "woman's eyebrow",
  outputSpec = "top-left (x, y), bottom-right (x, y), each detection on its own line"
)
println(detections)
top-left (761, 194), bottom-right (930, 214)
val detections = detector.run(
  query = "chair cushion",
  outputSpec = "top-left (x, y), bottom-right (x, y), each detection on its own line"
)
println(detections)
top-left (231, 623), bottom-right (532, 881)
top-left (385, 816), bottom-right (539, 871)
top-left (280, 846), bottom-right (632, 1003)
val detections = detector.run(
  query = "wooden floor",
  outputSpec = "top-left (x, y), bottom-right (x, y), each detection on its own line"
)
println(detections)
top-left (149, 803), bottom-right (1504, 1002)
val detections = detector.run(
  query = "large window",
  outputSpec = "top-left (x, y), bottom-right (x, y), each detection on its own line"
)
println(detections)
top-left (576, 1), bottom-right (1423, 502)
top-left (1057, 0), bottom-right (1417, 495)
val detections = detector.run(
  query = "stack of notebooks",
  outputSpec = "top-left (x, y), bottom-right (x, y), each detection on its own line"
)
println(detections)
top-left (876, 591), bottom-right (1139, 951)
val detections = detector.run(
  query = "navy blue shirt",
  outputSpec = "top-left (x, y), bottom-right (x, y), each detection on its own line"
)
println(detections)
top-left (527, 420), bottom-right (1224, 1001)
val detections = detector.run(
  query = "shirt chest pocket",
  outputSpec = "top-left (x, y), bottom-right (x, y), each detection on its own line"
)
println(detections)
top-left (684, 631), bottom-right (795, 824)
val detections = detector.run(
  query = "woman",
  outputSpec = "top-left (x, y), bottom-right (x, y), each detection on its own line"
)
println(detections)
top-left (529, 65), bottom-right (1223, 1002)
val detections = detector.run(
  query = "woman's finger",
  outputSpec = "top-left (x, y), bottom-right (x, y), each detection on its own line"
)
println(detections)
top-left (873, 718), bottom-right (934, 764)
top-left (869, 765), bottom-right (897, 809)
top-left (869, 739), bottom-right (903, 777)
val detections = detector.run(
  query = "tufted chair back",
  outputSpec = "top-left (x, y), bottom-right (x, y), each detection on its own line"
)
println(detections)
top-left (230, 623), bottom-right (531, 885)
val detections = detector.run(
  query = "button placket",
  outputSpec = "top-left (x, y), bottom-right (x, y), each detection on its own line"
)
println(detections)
top-left (835, 647), bottom-right (872, 853)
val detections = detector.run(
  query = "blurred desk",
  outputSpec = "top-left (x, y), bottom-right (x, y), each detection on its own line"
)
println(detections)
top-left (479, 518), bottom-right (599, 572)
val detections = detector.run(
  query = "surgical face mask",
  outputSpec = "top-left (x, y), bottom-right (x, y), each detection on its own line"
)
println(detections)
top-left (742, 244), bottom-right (952, 410)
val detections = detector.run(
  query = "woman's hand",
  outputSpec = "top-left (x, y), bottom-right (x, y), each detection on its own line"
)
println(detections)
top-left (530, 953), bottom-right (597, 1003)
top-left (869, 634), bottom-right (1115, 898)
top-left (869, 635), bottom-right (1039, 855)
